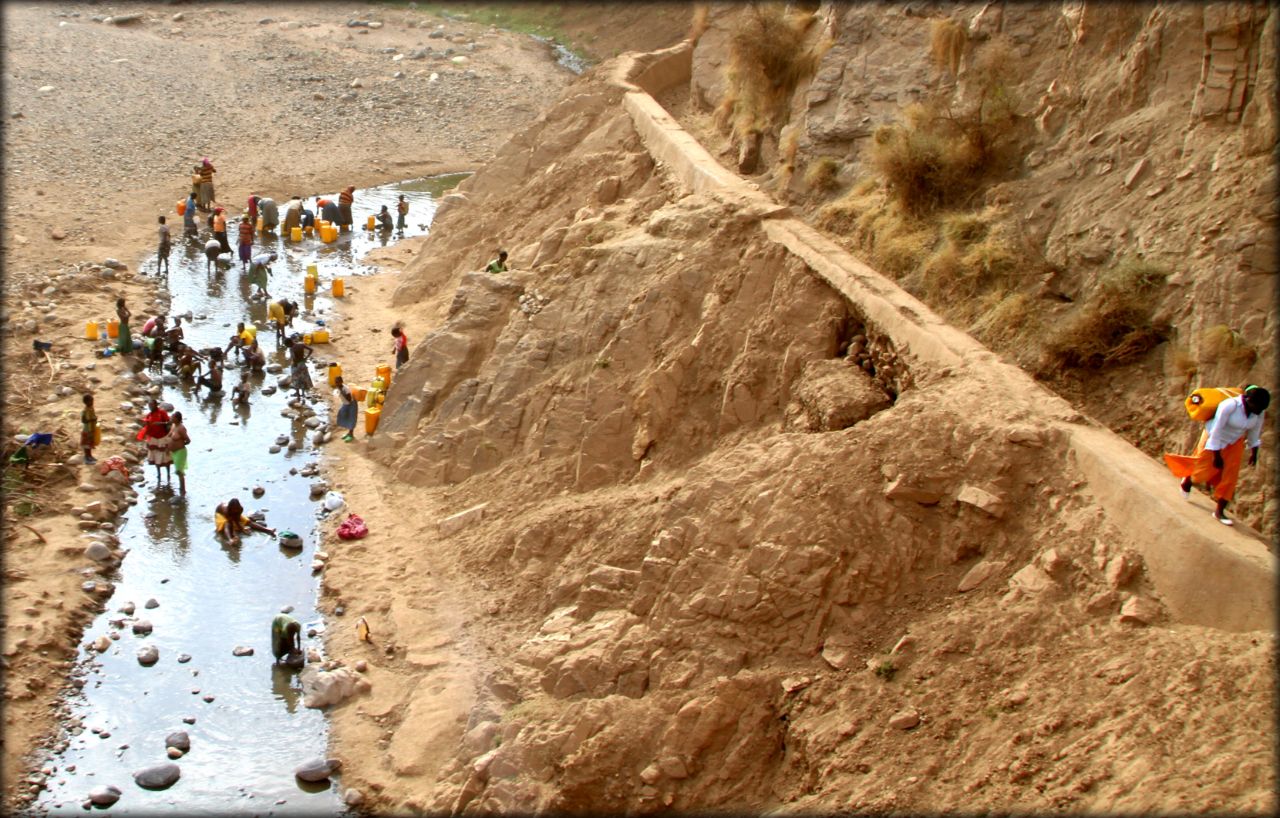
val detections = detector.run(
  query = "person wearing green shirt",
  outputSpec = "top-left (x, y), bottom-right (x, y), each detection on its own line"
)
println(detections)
top-left (485, 249), bottom-right (508, 273)
top-left (271, 614), bottom-right (302, 662)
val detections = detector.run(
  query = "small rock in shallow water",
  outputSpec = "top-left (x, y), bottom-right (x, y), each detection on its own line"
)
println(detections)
top-left (232, 646), bottom-right (254, 657)
top-left (182, 716), bottom-right (196, 724)
top-left (177, 653), bottom-right (191, 663)
top-left (132, 620), bottom-right (153, 635)
top-left (165, 731), bottom-right (190, 752)
top-left (88, 784), bottom-right (121, 806)
top-left (144, 598), bottom-right (159, 609)
top-left (294, 758), bottom-right (342, 782)
top-left (137, 645), bottom-right (159, 666)
top-left (132, 762), bottom-right (180, 790)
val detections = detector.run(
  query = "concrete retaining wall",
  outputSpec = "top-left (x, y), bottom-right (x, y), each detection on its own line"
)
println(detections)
top-left (609, 43), bottom-right (1276, 633)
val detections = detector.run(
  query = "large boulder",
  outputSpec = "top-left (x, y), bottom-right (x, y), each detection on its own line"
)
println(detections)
top-left (300, 666), bottom-right (365, 709)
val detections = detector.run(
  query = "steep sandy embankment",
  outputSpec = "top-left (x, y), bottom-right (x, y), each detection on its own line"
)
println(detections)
top-left (321, 38), bottom-right (1276, 817)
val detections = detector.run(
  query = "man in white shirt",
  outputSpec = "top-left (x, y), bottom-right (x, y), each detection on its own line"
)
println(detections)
top-left (1165, 385), bottom-right (1269, 525)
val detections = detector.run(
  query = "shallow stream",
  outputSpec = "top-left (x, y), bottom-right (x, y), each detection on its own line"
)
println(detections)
top-left (29, 175), bottom-right (465, 815)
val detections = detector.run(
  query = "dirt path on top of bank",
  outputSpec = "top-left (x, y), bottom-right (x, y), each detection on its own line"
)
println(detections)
top-left (0, 1), bottom-right (580, 804)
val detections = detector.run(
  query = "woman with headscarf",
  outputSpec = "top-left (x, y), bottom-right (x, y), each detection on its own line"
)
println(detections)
top-left (197, 158), bottom-right (216, 211)
top-left (140, 399), bottom-right (172, 483)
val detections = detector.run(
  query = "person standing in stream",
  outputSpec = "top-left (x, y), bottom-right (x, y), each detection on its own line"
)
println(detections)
top-left (183, 190), bottom-right (198, 236)
top-left (237, 214), bottom-right (254, 271)
top-left (338, 185), bottom-right (355, 228)
top-left (140, 399), bottom-right (172, 484)
top-left (156, 216), bottom-right (172, 276)
top-left (167, 411), bottom-right (191, 496)
top-left (395, 193), bottom-right (409, 233)
top-left (288, 335), bottom-right (314, 399)
top-left (197, 157), bottom-right (216, 211)
top-left (212, 207), bottom-right (231, 254)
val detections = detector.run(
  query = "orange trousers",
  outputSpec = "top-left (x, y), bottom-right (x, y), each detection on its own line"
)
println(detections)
top-left (1163, 433), bottom-right (1246, 502)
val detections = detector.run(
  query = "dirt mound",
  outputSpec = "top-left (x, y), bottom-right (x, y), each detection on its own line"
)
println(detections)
top-left (323, 44), bottom-right (1274, 813)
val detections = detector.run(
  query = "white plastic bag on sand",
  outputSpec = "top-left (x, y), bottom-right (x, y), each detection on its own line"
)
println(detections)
top-left (323, 491), bottom-right (344, 512)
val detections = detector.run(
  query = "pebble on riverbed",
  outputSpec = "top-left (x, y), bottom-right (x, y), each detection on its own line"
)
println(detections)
top-left (232, 646), bottom-right (255, 657)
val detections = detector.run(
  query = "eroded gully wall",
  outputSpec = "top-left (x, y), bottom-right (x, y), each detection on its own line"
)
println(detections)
top-left (610, 41), bottom-right (1274, 633)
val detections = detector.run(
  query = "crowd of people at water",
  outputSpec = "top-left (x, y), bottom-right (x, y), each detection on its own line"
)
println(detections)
top-left (70, 158), bottom-right (428, 591)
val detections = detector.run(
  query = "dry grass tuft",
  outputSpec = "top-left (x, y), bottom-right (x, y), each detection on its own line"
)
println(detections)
top-left (930, 17), bottom-right (967, 76)
top-left (804, 156), bottom-right (842, 193)
top-left (1038, 257), bottom-right (1169, 373)
top-left (870, 36), bottom-right (1021, 216)
top-left (715, 3), bottom-right (830, 141)
top-left (1200, 324), bottom-right (1259, 370)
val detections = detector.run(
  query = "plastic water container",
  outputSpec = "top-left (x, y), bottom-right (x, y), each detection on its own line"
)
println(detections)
top-left (311, 329), bottom-right (330, 344)
top-left (332, 278), bottom-right (345, 298)
top-left (365, 406), bottom-right (381, 436)
top-left (176, 200), bottom-right (186, 216)
top-left (350, 386), bottom-right (367, 401)
top-left (306, 263), bottom-right (318, 277)
top-left (328, 362), bottom-right (341, 387)
top-left (290, 227), bottom-right (303, 242)
top-left (256, 215), bottom-right (264, 233)
top-left (367, 384), bottom-right (384, 406)
top-left (107, 319), bottom-right (120, 339)
top-left (321, 226), bottom-right (338, 244)
top-left (304, 275), bottom-right (317, 294)
top-left (84, 320), bottom-right (99, 340)
top-left (375, 364), bottom-right (392, 388)
top-left (303, 333), bottom-right (313, 345)
top-left (366, 215), bottom-right (376, 231)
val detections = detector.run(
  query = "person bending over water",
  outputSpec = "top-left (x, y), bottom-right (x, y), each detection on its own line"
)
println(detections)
top-left (216, 497), bottom-right (276, 546)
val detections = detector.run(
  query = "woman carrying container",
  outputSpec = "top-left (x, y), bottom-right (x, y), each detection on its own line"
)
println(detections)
top-left (333, 375), bottom-right (358, 443)
top-left (197, 158), bottom-right (216, 211)
top-left (212, 207), bottom-right (230, 254)
top-left (183, 191), bottom-right (198, 236)
top-left (115, 298), bottom-right (133, 355)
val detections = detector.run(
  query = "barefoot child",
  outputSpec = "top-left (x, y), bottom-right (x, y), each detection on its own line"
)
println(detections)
top-left (81, 394), bottom-right (99, 465)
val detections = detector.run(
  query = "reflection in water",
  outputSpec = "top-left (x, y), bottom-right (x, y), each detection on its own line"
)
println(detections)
top-left (271, 665), bottom-right (304, 715)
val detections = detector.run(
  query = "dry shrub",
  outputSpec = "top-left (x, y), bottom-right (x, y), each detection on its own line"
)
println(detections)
top-left (1169, 344), bottom-right (1199, 379)
top-left (815, 180), bottom-right (882, 237)
top-left (715, 3), bottom-right (828, 141)
top-left (804, 156), bottom-right (842, 193)
top-left (930, 18), bottom-right (967, 76)
top-left (941, 210), bottom-right (989, 246)
top-left (878, 228), bottom-right (934, 277)
top-left (870, 36), bottom-right (1021, 215)
top-left (972, 291), bottom-right (1035, 348)
top-left (1200, 324), bottom-right (1259, 370)
top-left (1038, 257), bottom-right (1169, 373)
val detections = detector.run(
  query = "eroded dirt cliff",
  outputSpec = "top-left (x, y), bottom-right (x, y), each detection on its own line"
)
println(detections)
top-left (323, 25), bottom-right (1275, 812)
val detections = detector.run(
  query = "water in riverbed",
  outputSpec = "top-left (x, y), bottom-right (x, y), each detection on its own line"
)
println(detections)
top-left (29, 175), bottom-right (466, 815)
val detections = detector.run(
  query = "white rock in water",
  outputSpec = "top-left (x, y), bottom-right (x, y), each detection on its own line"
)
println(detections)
top-left (323, 492), bottom-right (344, 512)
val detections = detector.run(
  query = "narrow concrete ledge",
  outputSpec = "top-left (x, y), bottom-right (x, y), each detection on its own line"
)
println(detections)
top-left (1068, 424), bottom-right (1275, 632)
